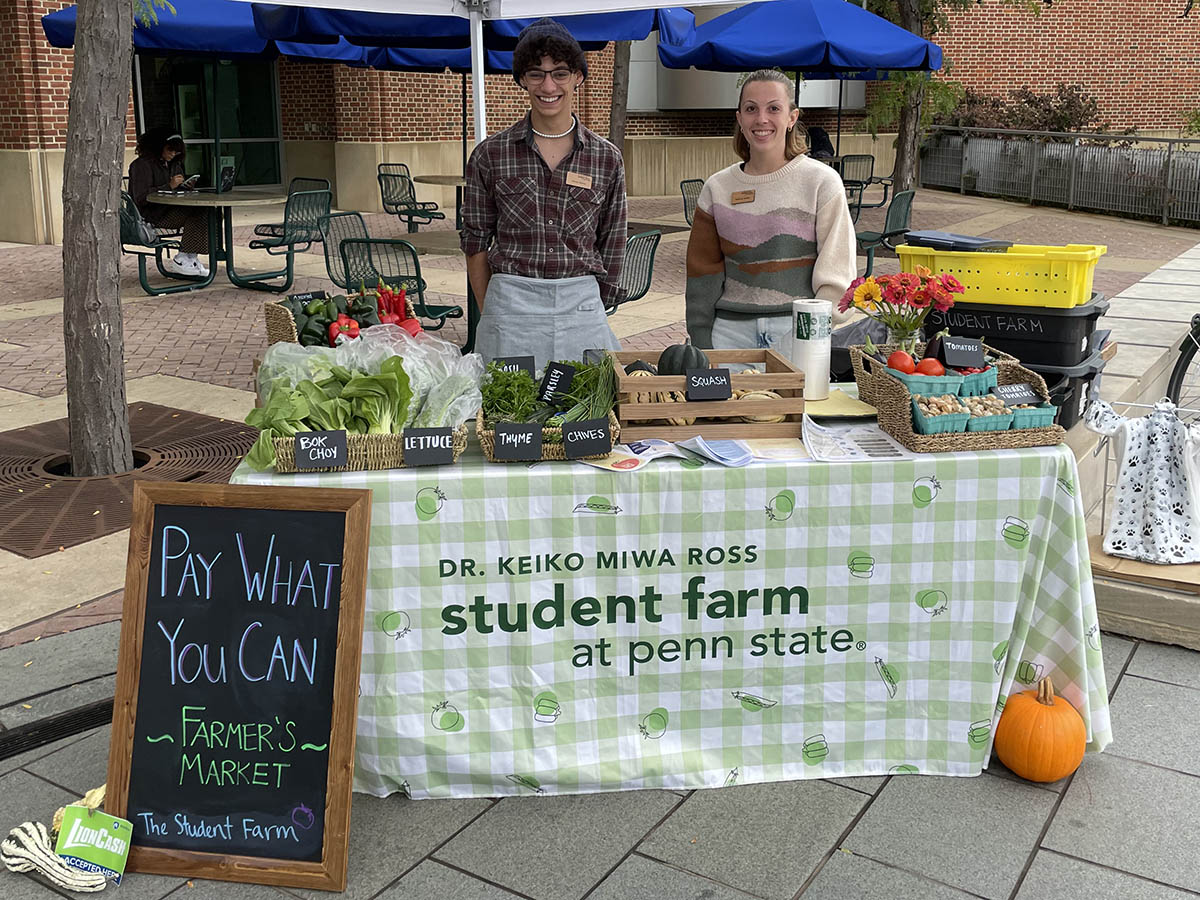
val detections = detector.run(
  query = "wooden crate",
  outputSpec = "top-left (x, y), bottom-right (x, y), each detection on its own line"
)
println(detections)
top-left (613, 349), bottom-right (805, 441)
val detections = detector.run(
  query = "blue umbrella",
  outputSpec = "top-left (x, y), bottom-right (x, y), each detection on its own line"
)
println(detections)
top-left (657, 0), bottom-right (941, 73)
top-left (251, 4), bottom-right (663, 49)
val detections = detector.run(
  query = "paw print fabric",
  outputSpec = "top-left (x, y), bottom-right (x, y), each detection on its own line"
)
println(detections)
top-left (1085, 399), bottom-right (1200, 563)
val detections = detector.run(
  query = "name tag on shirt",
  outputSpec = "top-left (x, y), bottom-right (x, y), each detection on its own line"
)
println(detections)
top-left (731, 190), bottom-right (756, 205)
top-left (565, 171), bottom-right (593, 189)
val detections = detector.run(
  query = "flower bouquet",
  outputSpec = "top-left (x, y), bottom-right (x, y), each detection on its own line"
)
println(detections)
top-left (838, 265), bottom-right (965, 355)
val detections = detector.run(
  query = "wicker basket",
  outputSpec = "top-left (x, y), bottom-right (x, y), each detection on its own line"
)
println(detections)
top-left (476, 411), bottom-right (621, 463)
top-left (271, 424), bottom-right (468, 474)
top-left (850, 344), bottom-right (1065, 452)
top-left (264, 293), bottom-right (418, 346)
top-left (264, 300), bottom-right (301, 345)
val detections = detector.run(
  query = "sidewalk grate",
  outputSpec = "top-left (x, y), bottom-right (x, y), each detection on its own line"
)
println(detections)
top-left (0, 403), bottom-right (255, 559)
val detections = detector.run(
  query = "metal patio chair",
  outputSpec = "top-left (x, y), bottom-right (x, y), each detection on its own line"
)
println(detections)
top-left (378, 164), bottom-right (444, 233)
top-left (839, 154), bottom-right (875, 201)
top-left (856, 189), bottom-right (915, 276)
top-left (119, 191), bottom-right (205, 295)
top-left (253, 177), bottom-right (331, 240)
top-left (244, 188), bottom-right (331, 292)
top-left (680, 179), bottom-right (703, 225)
top-left (609, 230), bottom-right (662, 315)
top-left (338, 236), bottom-right (463, 330)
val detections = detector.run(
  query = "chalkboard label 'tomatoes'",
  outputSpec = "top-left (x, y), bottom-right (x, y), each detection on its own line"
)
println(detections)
top-left (108, 483), bottom-right (370, 892)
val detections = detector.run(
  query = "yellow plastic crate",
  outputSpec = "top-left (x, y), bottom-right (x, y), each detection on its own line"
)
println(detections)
top-left (896, 243), bottom-right (1107, 308)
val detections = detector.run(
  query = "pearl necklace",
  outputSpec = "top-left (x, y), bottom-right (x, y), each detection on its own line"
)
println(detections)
top-left (531, 117), bottom-right (577, 140)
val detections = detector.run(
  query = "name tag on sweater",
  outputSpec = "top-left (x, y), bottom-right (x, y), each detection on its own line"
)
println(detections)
top-left (731, 190), bottom-right (756, 205)
top-left (565, 171), bottom-right (593, 189)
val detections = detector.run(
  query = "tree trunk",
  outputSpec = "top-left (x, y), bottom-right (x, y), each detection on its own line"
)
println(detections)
top-left (608, 40), bottom-right (631, 151)
top-left (62, 0), bottom-right (135, 476)
top-left (894, 79), bottom-right (924, 193)
top-left (892, 0), bottom-right (924, 193)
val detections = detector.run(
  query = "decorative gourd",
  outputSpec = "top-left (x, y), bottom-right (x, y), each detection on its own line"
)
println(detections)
top-left (627, 369), bottom-right (656, 405)
top-left (737, 389), bottom-right (787, 423)
top-left (657, 341), bottom-right (710, 376)
top-left (993, 677), bottom-right (1086, 783)
top-left (660, 391), bottom-right (695, 426)
top-left (626, 359), bottom-right (658, 375)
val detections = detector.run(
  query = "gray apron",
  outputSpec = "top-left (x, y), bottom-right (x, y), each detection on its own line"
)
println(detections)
top-left (475, 273), bottom-right (621, 371)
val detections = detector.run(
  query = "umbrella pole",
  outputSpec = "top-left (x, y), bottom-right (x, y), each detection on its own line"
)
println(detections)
top-left (470, 8), bottom-right (486, 143)
top-left (835, 78), bottom-right (843, 156)
top-left (794, 70), bottom-right (800, 106)
top-left (461, 73), bottom-right (468, 173)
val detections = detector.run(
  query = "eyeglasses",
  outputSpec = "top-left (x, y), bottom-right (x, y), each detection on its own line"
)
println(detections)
top-left (523, 68), bottom-right (573, 85)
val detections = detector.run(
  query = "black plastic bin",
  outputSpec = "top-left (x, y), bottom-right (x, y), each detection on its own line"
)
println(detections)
top-left (922, 292), bottom-right (1108, 367)
top-left (1023, 345), bottom-right (1108, 430)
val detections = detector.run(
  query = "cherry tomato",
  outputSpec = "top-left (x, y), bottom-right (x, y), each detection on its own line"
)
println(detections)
top-left (915, 358), bottom-right (946, 376)
top-left (887, 351), bottom-right (917, 374)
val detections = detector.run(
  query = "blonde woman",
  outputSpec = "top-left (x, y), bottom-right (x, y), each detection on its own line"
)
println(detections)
top-left (686, 69), bottom-right (857, 351)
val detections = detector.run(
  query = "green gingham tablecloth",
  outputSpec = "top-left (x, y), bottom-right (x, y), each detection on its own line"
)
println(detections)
top-left (231, 442), bottom-right (1111, 799)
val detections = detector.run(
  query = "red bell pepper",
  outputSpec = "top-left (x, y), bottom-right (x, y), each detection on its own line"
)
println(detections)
top-left (328, 313), bottom-right (360, 346)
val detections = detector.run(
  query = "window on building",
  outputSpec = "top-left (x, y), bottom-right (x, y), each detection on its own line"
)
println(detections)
top-left (134, 55), bottom-right (282, 187)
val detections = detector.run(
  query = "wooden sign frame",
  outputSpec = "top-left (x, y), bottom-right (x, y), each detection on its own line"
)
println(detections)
top-left (107, 482), bottom-right (371, 892)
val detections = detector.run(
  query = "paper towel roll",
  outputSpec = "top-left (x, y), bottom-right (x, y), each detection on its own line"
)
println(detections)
top-left (792, 299), bottom-right (832, 401)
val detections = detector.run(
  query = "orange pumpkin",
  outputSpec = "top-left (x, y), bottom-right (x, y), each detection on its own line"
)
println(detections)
top-left (994, 677), bottom-right (1085, 782)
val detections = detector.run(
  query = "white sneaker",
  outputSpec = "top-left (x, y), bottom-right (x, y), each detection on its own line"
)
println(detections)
top-left (165, 255), bottom-right (198, 277)
top-left (193, 257), bottom-right (210, 277)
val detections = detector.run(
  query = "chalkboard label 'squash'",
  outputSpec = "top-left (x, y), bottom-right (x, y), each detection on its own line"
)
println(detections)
top-left (109, 483), bottom-right (370, 892)
top-left (685, 368), bottom-right (732, 401)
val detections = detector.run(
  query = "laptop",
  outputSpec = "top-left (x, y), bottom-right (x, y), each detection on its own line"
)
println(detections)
top-left (196, 163), bottom-right (238, 194)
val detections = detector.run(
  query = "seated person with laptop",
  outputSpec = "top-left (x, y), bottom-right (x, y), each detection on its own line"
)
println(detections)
top-left (127, 127), bottom-right (210, 277)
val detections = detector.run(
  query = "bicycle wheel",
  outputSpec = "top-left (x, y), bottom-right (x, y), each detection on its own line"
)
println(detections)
top-left (1167, 314), bottom-right (1200, 424)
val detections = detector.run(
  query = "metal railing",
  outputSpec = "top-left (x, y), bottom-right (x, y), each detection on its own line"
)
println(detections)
top-left (920, 125), bottom-right (1200, 226)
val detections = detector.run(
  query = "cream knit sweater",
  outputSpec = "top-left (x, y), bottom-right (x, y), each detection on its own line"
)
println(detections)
top-left (685, 155), bottom-right (858, 348)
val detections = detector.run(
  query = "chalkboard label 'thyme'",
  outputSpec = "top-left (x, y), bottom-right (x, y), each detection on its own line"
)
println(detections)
top-left (538, 363), bottom-right (576, 404)
top-left (294, 431), bottom-right (347, 470)
top-left (403, 427), bottom-right (455, 466)
top-left (685, 368), bottom-right (733, 401)
top-left (562, 417), bottom-right (612, 459)
top-left (494, 422), bottom-right (542, 461)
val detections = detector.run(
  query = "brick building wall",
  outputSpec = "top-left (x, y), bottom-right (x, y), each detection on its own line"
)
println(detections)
top-left (938, 0), bottom-right (1199, 131)
top-left (1, 0), bottom-right (75, 150)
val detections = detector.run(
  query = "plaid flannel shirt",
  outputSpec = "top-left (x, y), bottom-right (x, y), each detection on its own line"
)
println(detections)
top-left (461, 114), bottom-right (628, 307)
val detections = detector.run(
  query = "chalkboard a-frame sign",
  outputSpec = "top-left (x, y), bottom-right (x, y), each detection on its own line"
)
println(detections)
top-left (107, 482), bottom-right (371, 892)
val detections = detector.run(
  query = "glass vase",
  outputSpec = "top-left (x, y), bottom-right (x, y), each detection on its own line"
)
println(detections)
top-left (887, 326), bottom-right (919, 355)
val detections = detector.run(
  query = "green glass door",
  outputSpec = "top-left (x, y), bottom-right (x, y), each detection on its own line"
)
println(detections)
top-left (134, 54), bottom-right (282, 188)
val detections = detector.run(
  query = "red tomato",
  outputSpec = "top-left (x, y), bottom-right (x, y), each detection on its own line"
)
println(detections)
top-left (916, 358), bottom-right (946, 376)
top-left (887, 351), bottom-right (917, 374)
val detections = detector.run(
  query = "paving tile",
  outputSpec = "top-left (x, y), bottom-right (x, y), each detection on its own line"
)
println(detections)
top-left (436, 790), bottom-right (678, 900)
top-left (825, 775), bottom-right (887, 794)
top-left (1015, 850), bottom-right (1196, 900)
top-left (639, 780), bottom-right (867, 900)
top-left (983, 754), bottom-right (1071, 793)
top-left (588, 853), bottom-right (758, 900)
top-left (0, 869), bottom-right (62, 899)
top-left (803, 849), bottom-right (980, 899)
top-left (291, 793), bottom-right (492, 900)
top-left (158, 879), bottom-right (295, 899)
top-left (1099, 634), bottom-right (1136, 696)
top-left (376, 861), bottom-right (525, 900)
top-left (1138, 269), bottom-right (1200, 286)
top-left (0, 622), bottom-right (120, 706)
top-left (24, 726), bottom-right (111, 795)
top-left (0, 769), bottom-right (75, 832)
top-left (1045, 754), bottom-right (1200, 892)
top-left (845, 774), bottom-right (1056, 899)
top-left (0, 674), bottom-right (115, 728)
top-left (1126, 641), bottom-right (1200, 690)
top-left (1105, 676), bottom-right (1200, 777)
top-left (0, 727), bottom-right (98, 778)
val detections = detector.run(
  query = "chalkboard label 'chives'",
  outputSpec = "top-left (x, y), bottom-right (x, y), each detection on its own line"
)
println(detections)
top-left (109, 483), bottom-right (370, 892)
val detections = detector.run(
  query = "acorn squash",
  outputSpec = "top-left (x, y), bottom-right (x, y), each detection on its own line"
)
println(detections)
top-left (657, 341), bottom-right (710, 376)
